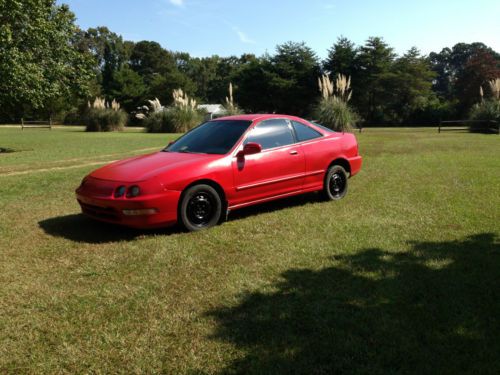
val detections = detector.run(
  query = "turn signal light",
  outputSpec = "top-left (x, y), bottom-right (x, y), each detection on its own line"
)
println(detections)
top-left (122, 208), bottom-right (158, 216)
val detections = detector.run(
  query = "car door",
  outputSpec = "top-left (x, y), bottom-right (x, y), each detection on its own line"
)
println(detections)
top-left (231, 118), bottom-right (305, 206)
top-left (290, 120), bottom-right (330, 191)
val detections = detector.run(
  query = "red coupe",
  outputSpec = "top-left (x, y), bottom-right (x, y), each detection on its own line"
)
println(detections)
top-left (76, 114), bottom-right (362, 231)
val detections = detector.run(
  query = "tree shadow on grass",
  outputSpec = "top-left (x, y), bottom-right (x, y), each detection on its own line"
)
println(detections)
top-left (38, 214), bottom-right (181, 244)
top-left (208, 233), bottom-right (500, 374)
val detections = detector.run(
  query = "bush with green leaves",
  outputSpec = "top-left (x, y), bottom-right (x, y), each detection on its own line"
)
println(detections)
top-left (469, 100), bottom-right (500, 132)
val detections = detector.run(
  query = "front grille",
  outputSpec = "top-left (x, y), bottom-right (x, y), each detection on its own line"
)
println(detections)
top-left (79, 201), bottom-right (120, 221)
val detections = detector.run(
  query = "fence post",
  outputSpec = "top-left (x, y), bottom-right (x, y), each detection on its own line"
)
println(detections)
top-left (21, 118), bottom-right (24, 130)
top-left (438, 121), bottom-right (441, 133)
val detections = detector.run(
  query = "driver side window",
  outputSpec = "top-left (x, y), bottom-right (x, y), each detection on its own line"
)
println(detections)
top-left (244, 119), bottom-right (294, 150)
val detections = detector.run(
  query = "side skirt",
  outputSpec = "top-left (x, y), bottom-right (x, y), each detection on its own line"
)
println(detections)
top-left (228, 186), bottom-right (322, 211)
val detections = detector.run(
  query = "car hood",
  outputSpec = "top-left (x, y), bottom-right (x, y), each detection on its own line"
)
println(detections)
top-left (90, 151), bottom-right (220, 182)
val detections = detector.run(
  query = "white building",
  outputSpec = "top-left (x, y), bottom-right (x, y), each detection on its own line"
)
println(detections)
top-left (197, 104), bottom-right (226, 120)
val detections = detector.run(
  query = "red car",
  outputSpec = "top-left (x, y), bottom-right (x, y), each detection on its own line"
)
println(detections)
top-left (76, 114), bottom-right (362, 231)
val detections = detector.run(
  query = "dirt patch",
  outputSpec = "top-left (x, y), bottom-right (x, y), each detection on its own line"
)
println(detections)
top-left (0, 160), bottom-right (118, 177)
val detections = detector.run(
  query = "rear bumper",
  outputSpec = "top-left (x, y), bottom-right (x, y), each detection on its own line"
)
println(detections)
top-left (348, 156), bottom-right (363, 177)
top-left (75, 190), bottom-right (181, 229)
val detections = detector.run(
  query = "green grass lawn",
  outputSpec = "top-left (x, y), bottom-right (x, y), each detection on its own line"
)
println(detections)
top-left (0, 127), bottom-right (499, 374)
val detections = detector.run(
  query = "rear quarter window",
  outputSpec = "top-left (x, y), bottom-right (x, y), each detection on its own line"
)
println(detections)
top-left (292, 121), bottom-right (323, 142)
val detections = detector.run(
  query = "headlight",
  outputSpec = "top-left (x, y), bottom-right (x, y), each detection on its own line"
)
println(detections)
top-left (114, 185), bottom-right (126, 198)
top-left (126, 185), bottom-right (140, 198)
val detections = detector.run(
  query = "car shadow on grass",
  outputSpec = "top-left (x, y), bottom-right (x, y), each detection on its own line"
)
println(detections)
top-left (39, 193), bottom-right (323, 244)
top-left (38, 214), bottom-right (182, 244)
top-left (228, 192), bottom-right (322, 222)
top-left (207, 233), bottom-right (500, 374)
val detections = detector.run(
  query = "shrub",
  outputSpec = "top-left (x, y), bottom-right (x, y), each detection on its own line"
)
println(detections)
top-left (469, 78), bottom-right (500, 132)
top-left (144, 107), bottom-right (204, 133)
top-left (314, 96), bottom-right (359, 132)
top-left (142, 90), bottom-right (204, 133)
top-left (469, 99), bottom-right (500, 132)
top-left (85, 98), bottom-right (127, 132)
top-left (314, 74), bottom-right (359, 132)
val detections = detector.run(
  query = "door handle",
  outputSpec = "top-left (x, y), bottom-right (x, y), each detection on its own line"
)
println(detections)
top-left (289, 150), bottom-right (298, 155)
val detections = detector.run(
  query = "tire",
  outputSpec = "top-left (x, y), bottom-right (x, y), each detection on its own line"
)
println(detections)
top-left (322, 165), bottom-right (348, 200)
top-left (179, 184), bottom-right (222, 231)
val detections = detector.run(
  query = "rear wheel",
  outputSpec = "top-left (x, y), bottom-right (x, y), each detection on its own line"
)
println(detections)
top-left (322, 165), bottom-right (348, 200)
top-left (179, 184), bottom-right (222, 231)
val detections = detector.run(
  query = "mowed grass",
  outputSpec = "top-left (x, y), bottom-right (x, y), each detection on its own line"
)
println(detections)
top-left (0, 127), bottom-right (499, 374)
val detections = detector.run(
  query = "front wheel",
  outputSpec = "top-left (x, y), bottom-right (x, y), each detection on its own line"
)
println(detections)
top-left (179, 184), bottom-right (222, 231)
top-left (322, 165), bottom-right (348, 200)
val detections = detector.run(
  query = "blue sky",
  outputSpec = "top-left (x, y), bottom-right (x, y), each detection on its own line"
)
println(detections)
top-left (59, 0), bottom-right (500, 58)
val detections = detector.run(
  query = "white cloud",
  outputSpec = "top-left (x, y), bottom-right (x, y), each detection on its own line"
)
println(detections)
top-left (169, 0), bottom-right (184, 6)
top-left (234, 28), bottom-right (256, 44)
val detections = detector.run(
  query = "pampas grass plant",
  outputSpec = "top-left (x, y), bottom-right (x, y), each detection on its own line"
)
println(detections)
top-left (314, 74), bottom-right (358, 132)
top-left (223, 82), bottom-right (243, 115)
top-left (469, 78), bottom-right (500, 133)
top-left (142, 91), bottom-right (204, 133)
top-left (85, 97), bottom-right (127, 132)
top-left (488, 78), bottom-right (500, 100)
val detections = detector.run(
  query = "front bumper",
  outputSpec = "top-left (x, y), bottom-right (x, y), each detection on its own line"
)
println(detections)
top-left (76, 189), bottom-right (181, 229)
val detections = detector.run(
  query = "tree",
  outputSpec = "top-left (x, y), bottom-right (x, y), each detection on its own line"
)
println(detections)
top-left (129, 41), bottom-right (195, 105)
top-left (454, 50), bottom-right (500, 114)
top-left (324, 36), bottom-right (358, 78)
top-left (429, 42), bottom-right (500, 100)
top-left (0, 0), bottom-right (94, 121)
top-left (234, 55), bottom-right (273, 113)
top-left (80, 27), bottom-right (131, 97)
top-left (267, 42), bottom-right (321, 115)
top-left (108, 66), bottom-right (146, 111)
top-left (389, 47), bottom-right (436, 123)
top-left (129, 41), bottom-right (178, 80)
top-left (353, 37), bottom-right (397, 123)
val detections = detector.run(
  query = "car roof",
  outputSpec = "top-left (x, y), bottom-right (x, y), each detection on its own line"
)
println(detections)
top-left (214, 114), bottom-right (308, 123)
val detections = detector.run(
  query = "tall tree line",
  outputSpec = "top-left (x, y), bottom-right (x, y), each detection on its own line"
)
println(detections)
top-left (1, 0), bottom-right (499, 124)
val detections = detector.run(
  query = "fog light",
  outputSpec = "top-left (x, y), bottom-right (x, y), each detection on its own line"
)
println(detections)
top-left (122, 208), bottom-right (158, 216)
top-left (127, 185), bottom-right (140, 198)
top-left (114, 185), bottom-right (126, 198)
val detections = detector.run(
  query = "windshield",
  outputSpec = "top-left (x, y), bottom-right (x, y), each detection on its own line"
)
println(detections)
top-left (165, 120), bottom-right (252, 154)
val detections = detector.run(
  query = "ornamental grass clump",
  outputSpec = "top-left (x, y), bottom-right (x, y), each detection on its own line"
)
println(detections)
top-left (85, 97), bottom-right (127, 132)
top-left (470, 78), bottom-right (500, 132)
top-left (223, 82), bottom-right (244, 116)
top-left (314, 73), bottom-right (359, 132)
top-left (142, 90), bottom-right (204, 133)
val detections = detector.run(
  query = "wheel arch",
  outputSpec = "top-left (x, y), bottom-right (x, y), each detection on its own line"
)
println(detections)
top-left (328, 158), bottom-right (351, 176)
top-left (179, 178), bottom-right (228, 209)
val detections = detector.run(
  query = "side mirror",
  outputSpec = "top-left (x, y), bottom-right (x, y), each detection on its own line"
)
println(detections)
top-left (167, 140), bottom-right (175, 146)
top-left (237, 142), bottom-right (262, 158)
